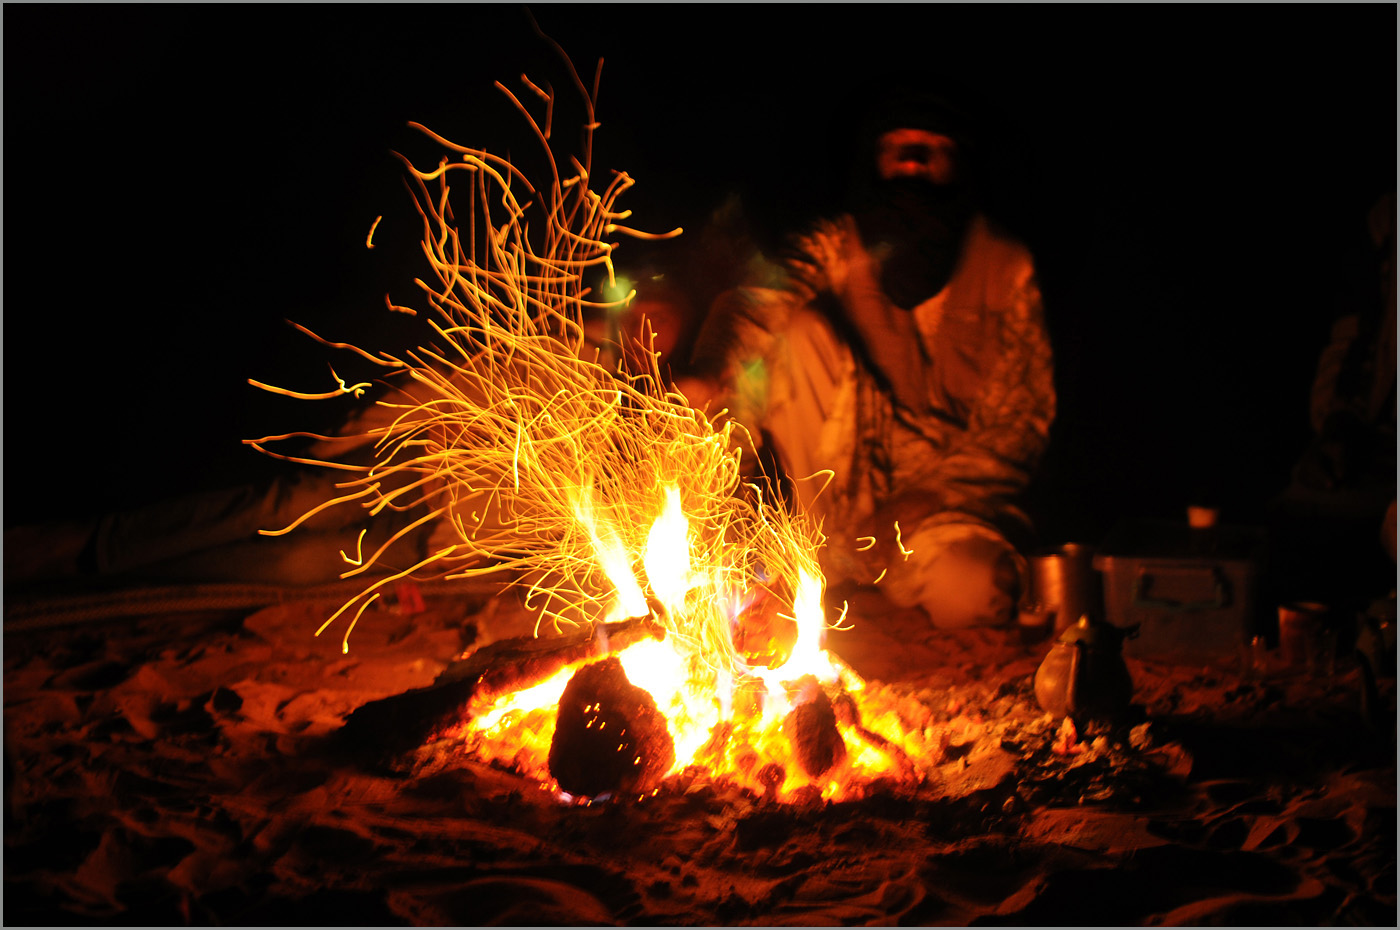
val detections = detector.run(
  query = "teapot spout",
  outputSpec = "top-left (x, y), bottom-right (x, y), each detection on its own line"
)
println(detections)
top-left (1065, 639), bottom-right (1084, 717)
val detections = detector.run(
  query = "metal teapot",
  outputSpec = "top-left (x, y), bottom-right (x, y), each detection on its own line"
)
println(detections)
top-left (1034, 614), bottom-right (1138, 724)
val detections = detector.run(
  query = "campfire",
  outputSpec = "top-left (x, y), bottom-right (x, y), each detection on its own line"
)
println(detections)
top-left (244, 39), bottom-right (937, 804)
top-left (446, 586), bottom-right (934, 805)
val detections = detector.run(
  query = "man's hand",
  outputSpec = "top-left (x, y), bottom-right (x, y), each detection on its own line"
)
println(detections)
top-left (832, 217), bottom-right (931, 413)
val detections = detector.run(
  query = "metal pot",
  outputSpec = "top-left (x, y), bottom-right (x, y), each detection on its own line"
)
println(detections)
top-left (1026, 543), bottom-right (1103, 636)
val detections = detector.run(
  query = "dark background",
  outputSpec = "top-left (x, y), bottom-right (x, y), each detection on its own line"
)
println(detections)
top-left (4, 4), bottom-right (1395, 546)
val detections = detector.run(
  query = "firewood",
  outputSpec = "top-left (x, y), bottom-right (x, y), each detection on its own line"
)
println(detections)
top-left (547, 656), bottom-right (675, 797)
top-left (782, 685), bottom-right (846, 779)
top-left (336, 616), bottom-right (661, 765)
top-left (438, 614), bottom-right (662, 697)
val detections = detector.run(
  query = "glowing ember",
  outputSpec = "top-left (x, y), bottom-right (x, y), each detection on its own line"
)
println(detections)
top-left (248, 37), bottom-right (920, 802)
top-left (452, 620), bottom-right (941, 802)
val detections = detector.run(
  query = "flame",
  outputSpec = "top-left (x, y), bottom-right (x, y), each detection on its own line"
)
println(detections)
top-left (572, 485), bottom-right (648, 623)
top-left (642, 485), bottom-right (692, 619)
top-left (459, 499), bottom-right (917, 802)
top-left (460, 622), bottom-right (927, 802)
top-left (750, 568), bottom-right (839, 715)
top-left (616, 636), bottom-right (720, 767)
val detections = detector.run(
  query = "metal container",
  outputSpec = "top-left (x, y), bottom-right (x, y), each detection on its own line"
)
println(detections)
top-left (1277, 601), bottom-right (1335, 676)
top-left (1025, 543), bottom-right (1103, 636)
top-left (1095, 520), bottom-right (1266, 665)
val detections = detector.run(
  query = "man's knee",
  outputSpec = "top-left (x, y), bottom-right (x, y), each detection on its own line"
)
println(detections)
top-left (884, 531), bottom-right (1019, 629)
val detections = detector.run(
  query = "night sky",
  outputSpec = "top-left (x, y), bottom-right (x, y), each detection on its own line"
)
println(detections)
top-left (5, 4), bottom-right (1395, 545)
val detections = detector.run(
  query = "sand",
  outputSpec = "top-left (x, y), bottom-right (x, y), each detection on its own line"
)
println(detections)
top-left (4, 581), bottom-right (1395, 926)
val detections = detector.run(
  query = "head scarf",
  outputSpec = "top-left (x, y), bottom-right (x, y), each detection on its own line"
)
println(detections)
top-left (849, 87), bottom-right (980, 309)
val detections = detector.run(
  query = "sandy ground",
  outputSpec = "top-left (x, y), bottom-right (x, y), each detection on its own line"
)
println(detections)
top-left (4, 581), bottom-right (1396, 926)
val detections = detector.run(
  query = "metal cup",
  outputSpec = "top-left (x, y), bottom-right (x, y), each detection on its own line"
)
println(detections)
top-left (1026, 543), bottom-right (1102, 636)
top-left (1278, 601), bottom-right (1334, 677)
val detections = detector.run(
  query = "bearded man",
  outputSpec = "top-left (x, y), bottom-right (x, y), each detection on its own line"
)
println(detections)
top-left (679, 90), bottom-right (1055, 629)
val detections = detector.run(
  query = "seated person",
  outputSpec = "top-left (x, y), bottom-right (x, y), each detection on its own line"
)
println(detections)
top-left (677, 89), bottom-right (1055, 629)
top-left (1271, 192), bottom-right (1396, 607)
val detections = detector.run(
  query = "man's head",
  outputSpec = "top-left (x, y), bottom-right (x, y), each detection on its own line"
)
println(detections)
top-left (875, 127), bottom-right (959, 186)
top-left (842, 83), bottom-right (983, 309)
top-left (856, 84), bottom-right (975, 186)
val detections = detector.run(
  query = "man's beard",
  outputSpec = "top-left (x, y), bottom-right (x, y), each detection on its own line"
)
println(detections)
top-left (853, 177), bottom-right (975, 310)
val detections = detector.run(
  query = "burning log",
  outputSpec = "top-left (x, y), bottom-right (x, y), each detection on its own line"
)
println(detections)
top-left (336, 616), bottom-right (662, 764)
top-left (832, 690), bottom-right (919, 784)
top-left (548, 656), bottom-right (675, 798)
top-left (782, 677), bottom-right (846, 779)
top-left (456, 615), bottom-right (663, 704)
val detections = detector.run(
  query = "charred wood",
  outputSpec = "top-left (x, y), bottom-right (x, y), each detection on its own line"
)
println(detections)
top-left (548, 656), bottom-right (675, 797)
top-left (782, 683), bottom-right (846, 779)
top-left (335, 616), bottom-right (661, 765)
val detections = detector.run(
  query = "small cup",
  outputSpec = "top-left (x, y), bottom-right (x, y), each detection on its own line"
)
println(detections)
top-left (1278, 601), bottom-right (1334, 677)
